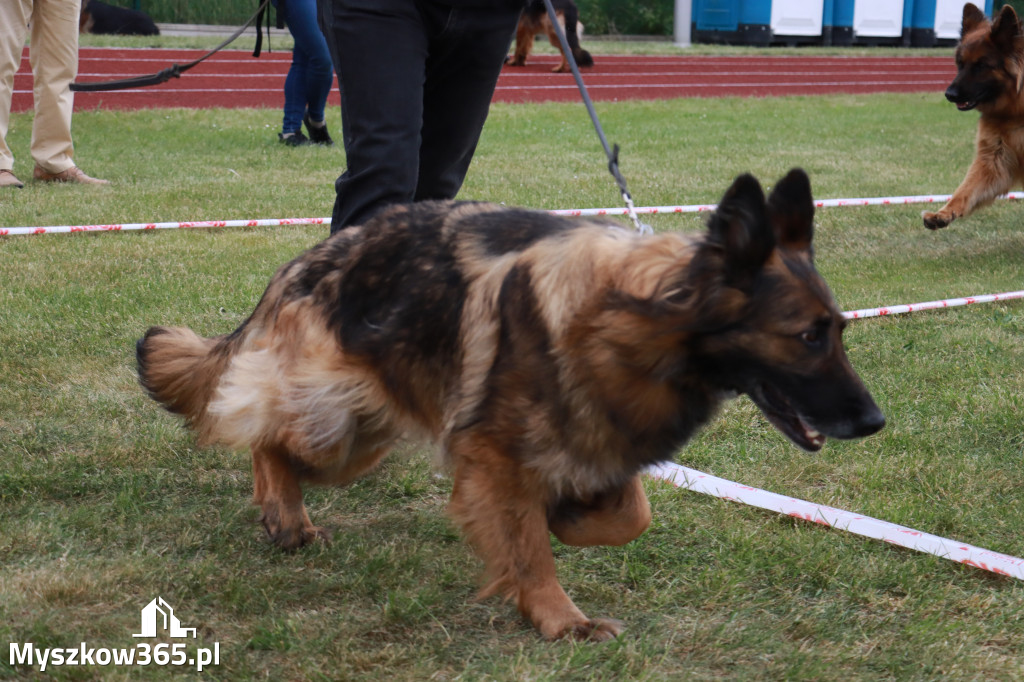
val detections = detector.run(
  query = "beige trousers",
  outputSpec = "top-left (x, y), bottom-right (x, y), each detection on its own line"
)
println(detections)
top-left (0, 0), bottom-right (80, 174)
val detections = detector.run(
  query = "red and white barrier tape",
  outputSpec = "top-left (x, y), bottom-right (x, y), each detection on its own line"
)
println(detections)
top-left (0, 217), bottom-right (327, 236)
top-left (4, 190), bottom-right (1024, 236)
top-left (550, 191), bottom-right (1024, 217)
top-left (646, 461), bottom-right (1024, 580)
top-left (843, 291), bottom-right (1024, 320)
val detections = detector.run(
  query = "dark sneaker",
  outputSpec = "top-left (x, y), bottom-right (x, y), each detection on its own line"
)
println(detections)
top-left (279, 131), bottom-right (310, 146)
top-left (303, 114), bottom-right (333, 146)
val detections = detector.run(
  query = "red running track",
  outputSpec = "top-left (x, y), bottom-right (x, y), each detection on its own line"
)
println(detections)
top-left (11, 47), bottom-right (955, 111)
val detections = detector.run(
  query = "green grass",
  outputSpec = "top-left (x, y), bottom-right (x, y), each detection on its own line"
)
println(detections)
top-left (2, 93), bottom-right (1023, 680)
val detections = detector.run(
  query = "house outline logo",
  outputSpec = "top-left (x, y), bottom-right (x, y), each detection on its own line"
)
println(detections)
top-left (132, 597), bottom-right (197, 639)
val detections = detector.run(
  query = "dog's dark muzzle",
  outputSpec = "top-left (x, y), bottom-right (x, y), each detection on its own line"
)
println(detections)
top-left (945, 83), bottom-right (981, 111)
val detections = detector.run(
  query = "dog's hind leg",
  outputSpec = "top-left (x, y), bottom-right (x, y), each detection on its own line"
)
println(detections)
top-left (508, 21), bottom-right (535, 67)
top-left (548, 476), bottom-right (652, 547)
top-left (251, 445), bottom-right (330, 550)
top-left (546, 14), bottom-right (571, 72)
top-left (447, 433), bottom-right (623, 641)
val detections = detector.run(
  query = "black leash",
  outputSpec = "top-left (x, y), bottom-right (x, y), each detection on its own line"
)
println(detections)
top-left (541, 0), bottom-right (650, 234)
top-left (71, 0), bottom-right (271, 92)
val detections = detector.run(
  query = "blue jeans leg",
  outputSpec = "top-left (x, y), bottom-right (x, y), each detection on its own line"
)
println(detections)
top-left (277, 0), bottom-right (334, 133)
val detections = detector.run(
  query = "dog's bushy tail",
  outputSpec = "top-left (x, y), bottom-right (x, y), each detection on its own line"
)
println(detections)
top-left (136, 326), bottom-right (232, 438)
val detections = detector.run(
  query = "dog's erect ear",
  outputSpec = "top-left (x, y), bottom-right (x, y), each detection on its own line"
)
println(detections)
top-left (707, 173), bottom-right (773, 283)
top-left (991, 4), bottom-right (1023, 55)
top-left (961, 3), bottom-right (988, 37)
top-left (767, 168), bottom-right (815, 252)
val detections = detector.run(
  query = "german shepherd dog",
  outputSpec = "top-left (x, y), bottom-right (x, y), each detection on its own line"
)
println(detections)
top-left (507, 0), bottom-right (593, 73)
top-left (923, 3), bottom-right (1024, 229)
top-left (80, 0), bottom-right (160, 36)
top-left (137, 169), bottom-right (884, 641)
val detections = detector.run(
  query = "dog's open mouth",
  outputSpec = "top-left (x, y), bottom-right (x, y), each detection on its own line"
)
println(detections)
top-left (955, 100), bottom-right (978, 111)
top-left (747, 383), bottom-right (826, 452)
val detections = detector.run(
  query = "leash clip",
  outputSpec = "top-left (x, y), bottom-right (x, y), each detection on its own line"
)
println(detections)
top-left (608, 144), bottom-right (651, 235)
top-left (621, 191), bottom-right (653, 235)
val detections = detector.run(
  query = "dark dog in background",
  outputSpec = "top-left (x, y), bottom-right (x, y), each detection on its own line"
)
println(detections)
top-left (508, 0), bottom-right (592, 73)
top-left (923, 3), bottom-right (1023, 229)
top-left (137, 169), bottom-right (884, 640)
top-left (80, 0), bottom-right (160, 36)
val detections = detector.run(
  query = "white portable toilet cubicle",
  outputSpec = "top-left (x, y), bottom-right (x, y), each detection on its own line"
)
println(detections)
top-left (770, 0), bottom-right (824, 41)
top-left (853, 0), bottom-right (905, 40)
top-left (933, 0), bottom-right (968, 40)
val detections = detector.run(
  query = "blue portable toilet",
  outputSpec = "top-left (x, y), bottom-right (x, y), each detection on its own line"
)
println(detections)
top-left (827, 0), bottom-right (995, 47)
top-left (824, 0), bottom-right (855, 45)
top-left (692, 0), bottom-right (823, 45)
top-left (692, 0), bottom-right (771, 45)
top-left (910, 0), bottom-right (994, 47)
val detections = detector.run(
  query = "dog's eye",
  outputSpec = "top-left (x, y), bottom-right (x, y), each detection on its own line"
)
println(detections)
top-left (799, 322), bottom-right (829, 348)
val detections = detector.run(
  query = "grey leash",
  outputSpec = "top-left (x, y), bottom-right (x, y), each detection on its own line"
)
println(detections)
top-left (540, 0), bottom-right (652, 235)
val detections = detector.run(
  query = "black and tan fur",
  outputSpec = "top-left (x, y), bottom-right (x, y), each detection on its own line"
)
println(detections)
top-left (80, 0), bottom-right (160, 36)
top-left (923, 3), bottom-right (1024, 229)
top-left (507, 0), bottom-right (593, 73)
top-left (137, 169), bottom-right (884, 641)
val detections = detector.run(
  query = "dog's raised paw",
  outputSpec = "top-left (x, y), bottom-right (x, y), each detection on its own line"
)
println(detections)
top-left (922, 210), bottom-right (952, 230)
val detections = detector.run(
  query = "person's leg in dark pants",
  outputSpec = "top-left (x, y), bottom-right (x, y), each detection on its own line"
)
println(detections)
top-left (319, 0), bottom-right (427, 232)
top-left (318, 0), bottom-right (520, 234)
top-left (414, 6), bottom-right (520, 202)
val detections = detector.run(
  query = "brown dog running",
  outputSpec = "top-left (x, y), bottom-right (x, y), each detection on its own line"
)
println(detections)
top-left (923, 3), bottom-right (1024, 229)
top-left (507, 0), bottom-right (593, 73)
top-left (137, 169), bottom-right (884, 641)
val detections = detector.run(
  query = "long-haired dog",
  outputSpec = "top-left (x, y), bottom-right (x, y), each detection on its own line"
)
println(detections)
top-left (507, 0), bottom-right (593, 73)
top-left (137, 169), bottom-right (884, 640)
top-left (923, 3), bottom-right (1024, 229)
top-left (80, 0), bottom-right (160, 36)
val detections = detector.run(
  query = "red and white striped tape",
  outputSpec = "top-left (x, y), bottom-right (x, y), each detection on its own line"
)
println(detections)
top-left (646, 461), bottom-right (1024, 580)
top-left (550, 191), bottom-right (1024, 217)
top-left (843, 291), bottom-right (1024, 320)
top-left (0, 217), bottom-right (327, 236)
top-left (3, 190), bottom-right (1024, 236)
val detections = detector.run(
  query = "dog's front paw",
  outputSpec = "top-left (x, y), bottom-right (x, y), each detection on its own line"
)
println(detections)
top-left (922, 210), bottom-right (953, 230)
top-left (260, 511), bottom-right (331, 550)
top-left (567, 617), bottom-right (624, 642)
top-left (269, 524), bottom-right (332, 551)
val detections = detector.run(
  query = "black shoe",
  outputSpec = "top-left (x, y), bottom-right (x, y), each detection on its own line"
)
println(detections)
top-left (279, 131), bottom-right (310, 146)
top-left (304, 114), bottom-right (334, 146)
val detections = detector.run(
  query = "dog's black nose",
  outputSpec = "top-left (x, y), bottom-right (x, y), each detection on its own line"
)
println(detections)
top-left (945, 86), bottom-right (960, 103)
top-left (853, 405), bottom-right (886, 438)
